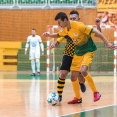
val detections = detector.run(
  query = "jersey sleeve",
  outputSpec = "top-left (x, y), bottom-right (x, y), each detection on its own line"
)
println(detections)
top-left (78, 23), bottom-right (94, 36)
top-left (38, 36), bottom-right (42, 43)
top-left (27, 36), bottom-right (30, 42)
top-left (25, 36), bottom-right (30, 51)
top-left (58, 28), bottom-right (66, 37)
top-left (38, 36), bottom-right (44, 51)
top-left (57, 37), bottom-right (64, 43)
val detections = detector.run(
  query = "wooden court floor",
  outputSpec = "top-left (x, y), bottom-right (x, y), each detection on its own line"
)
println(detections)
top-left (0, 72), bottom-right (117, 117)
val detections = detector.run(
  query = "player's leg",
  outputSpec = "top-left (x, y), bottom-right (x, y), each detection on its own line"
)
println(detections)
top-left (77, 71), bottom-right (86, 92)
top-left (68, 71), bottom-right (82, 104)
top-left (57, 70), bottom-right (69, 101)
top-left (57, 55), bottom-right (72, 102)
top-left (35, 52), bottom-right (40, 75)
top-left (68, 55), bottom-right (84, 104)
top-left (36, 59), bottom-right (40, 75)
top-left (30, 51), bottom-right (36, 76)
top-left (30, 59), bottom-right (36, 76)
top-left (80, 52), bottom-right (101, 102)
top-left (71, 54), bottom-right (86, 93)
top-left (80, 66), bottom-right (98, 92)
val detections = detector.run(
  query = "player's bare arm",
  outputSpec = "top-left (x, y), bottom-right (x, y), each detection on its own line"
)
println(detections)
top-left (42, 32), bottom-right (59, 38)
top-left (93, 28), bottom-right (117, 50)
top-left (47, 40), bottom-right (59, 50)
top-left (25, 42), bottom-right (29, 54)
top-left (95, 18), bottom-right (101, 32)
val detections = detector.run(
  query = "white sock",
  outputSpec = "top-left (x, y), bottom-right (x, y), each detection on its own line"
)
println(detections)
top-left (36, 59), bottom-right (40, 73)
top-left (31, 60), bottom-right (35, 73)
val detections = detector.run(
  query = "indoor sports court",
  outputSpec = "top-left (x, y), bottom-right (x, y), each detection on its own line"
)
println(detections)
top-left (0, 72), bottom-right (117, 117)
top-left (0, 0), bottom-right (117, 117)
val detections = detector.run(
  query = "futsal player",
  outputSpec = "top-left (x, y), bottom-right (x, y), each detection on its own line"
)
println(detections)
top-left (25, 29), bottom-right (44, 76)
top-left (47, 10), bottom-right (101, 104)
top-left (47, 10), bottom-right (86, 103)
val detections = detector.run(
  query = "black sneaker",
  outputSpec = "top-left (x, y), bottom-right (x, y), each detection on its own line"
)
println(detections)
top-left (31, 73), bottom-right (36, 76)
top-left (79, 83), bottom-right (86, 93)
top-left (58, 96), bottom-right (62, 102)
top-left (37, 72), bottom-right (40, 75)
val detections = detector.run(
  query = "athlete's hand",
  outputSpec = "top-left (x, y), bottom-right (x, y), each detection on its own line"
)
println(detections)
top-left (47, 41), bottom-right (59, 50)
top-left (106, 43), bottom-right (117, 50)
top-left (42, 32), bottom-right (50, 37)
top-left (42, 51), bottom-right (44, 55)
top-left (47, 43), bottom-right (56, 50)
top-left (95, 18), bottom-right (100, 26)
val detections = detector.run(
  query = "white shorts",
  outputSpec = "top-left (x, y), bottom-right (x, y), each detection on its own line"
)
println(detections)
top-left (29, 50), bottom-right (40, 60)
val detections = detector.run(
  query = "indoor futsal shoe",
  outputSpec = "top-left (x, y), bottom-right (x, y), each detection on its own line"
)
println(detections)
top-left (79, 82), bottom-right (86, 93)
top-left (31, 73), bottom-right (36, 76)
top-left (58, 96), bottom-right (62, 102)
top-left (94, 92), bottom-right (101, 102)
top-left (37, 72), bottom-right (40, 75)
top-left (67, 97), bottom-right (82, 104)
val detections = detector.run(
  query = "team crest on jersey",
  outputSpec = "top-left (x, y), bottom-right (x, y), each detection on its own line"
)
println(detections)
top-left (32, 41), bottom-right (37, 47)
top-left (73, 39), bottom-right (78, 44)
top-left (74, 33), bottom-right (78, 36)
top-left (59, 28), bottom-right (63, 32)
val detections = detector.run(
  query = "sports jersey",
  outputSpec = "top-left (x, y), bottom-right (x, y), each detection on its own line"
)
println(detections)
top-left (26, 35), bottom-right (44, 59)
top-left (57, 36), bottom-right (75, 57)
top-left (27, 35), bottom-right (44, 52)
top-left (58, 21), bottom-right (97, 56)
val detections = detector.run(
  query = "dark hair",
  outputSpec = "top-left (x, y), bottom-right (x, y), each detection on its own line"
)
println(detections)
top-left (32, 29), bottom-right (36, 31)
top-left (54, 12), bottom-right (68, 21)
top-left (70, 10), bottom-right (79, 16)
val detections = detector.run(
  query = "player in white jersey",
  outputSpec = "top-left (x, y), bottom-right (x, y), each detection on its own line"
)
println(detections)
top-left (25, 29), bottom-right (44, 76)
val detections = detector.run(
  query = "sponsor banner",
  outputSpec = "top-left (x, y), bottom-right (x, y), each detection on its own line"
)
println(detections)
top-left (98, 0), bottom-right (117, 12)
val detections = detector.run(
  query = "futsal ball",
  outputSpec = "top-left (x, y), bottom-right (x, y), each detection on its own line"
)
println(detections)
top-left (47, 92), bottom-right (59, 106)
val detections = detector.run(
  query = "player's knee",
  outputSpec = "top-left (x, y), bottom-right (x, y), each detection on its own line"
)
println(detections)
top-left (70, 74), bottom-right (77, 81)
top-left (31, 60), bottom-right (35, 64)
top-left (36, 59), bottom-right (39, 63)
top-left (70, 76), bottom-right (77, 82)
top-left (80, 69), bottom-right (87, 76)
top-left (59, 72), bottom-right (67, 79)
top-left (59, 74), bottom-right (66, 79)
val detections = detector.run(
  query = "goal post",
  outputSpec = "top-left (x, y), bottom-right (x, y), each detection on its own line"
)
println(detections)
top-left (46, 25), bottom-right (60, 73)
top-left (46, 25), bottom-right (117, 75)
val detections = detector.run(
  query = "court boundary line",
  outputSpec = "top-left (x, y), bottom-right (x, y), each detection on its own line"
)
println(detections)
top-left (57, 104), bottom-right (117, 117)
